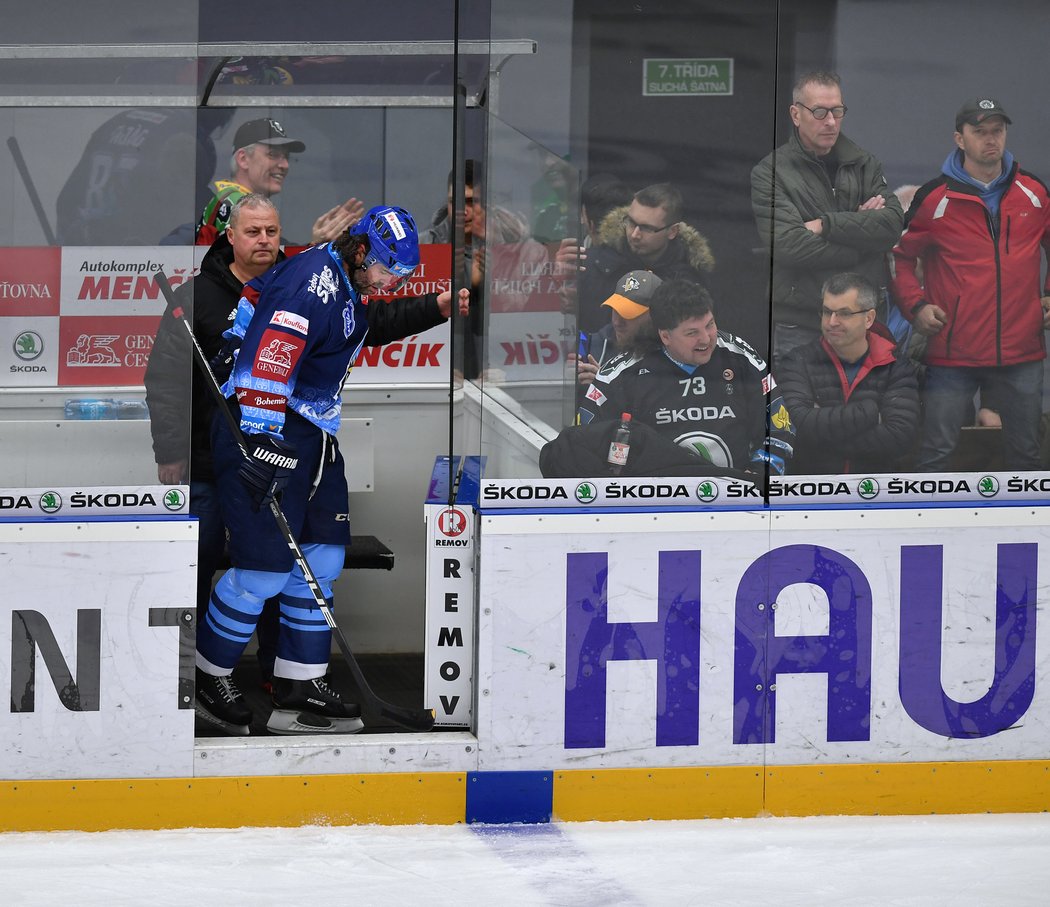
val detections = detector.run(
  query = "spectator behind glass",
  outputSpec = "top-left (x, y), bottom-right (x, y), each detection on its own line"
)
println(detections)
top-left (577, 279), bottom-right (794, 478)
top-left (891, 98), bottom-right (1050, 472)
top-left (576, 182), bottom-right (715, 334)
top-left (751, 70), bottom-right (903, 360)
top-left (572, 269), bottom-right (662, 387)
top-left (580, 173), bottom-right (632, 248)
top-left (779, 272), bottom-right (920, 474)
top-left (56, 107), bottom-right (231, 245)
top-left (530, 146), bottom-right (578, 243)
top-left (194, 117), bottom-right (364, 246)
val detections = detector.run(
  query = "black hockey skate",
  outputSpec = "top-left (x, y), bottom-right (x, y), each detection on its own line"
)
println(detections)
top-left (195, 668), bottom-right (252, 736)
top-left (267, 676), bottom-right (364, 735)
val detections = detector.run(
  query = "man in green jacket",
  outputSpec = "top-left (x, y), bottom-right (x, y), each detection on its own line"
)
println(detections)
top-left (751, 71), bottom-right (903, 362)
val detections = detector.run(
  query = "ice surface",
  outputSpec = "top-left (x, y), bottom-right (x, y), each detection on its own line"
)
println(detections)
top-left (2, 813), bottom-right (1048, 906)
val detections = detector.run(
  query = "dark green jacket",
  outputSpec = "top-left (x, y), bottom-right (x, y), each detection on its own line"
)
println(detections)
top-left (751, 130), bottom-right (904, 331)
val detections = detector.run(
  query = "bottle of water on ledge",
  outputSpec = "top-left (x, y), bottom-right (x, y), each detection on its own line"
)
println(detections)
top-left (64, 399), bottom-right (148, 420)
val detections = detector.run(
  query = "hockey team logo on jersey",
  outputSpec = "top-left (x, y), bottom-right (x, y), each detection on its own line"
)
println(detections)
top-left (254, 329), bottom-right (303, 379)
top-left (270, 310), bottom-right (309, 335)
top-left (585, 384), bottom-right (606, 405)
top-left (771, 401), bottom-right (791, 431)
top-left (676, 430), bottom-right (733, 468)
top-left (308, 265), bottom-right (340, 304)
top-left (722, 368), bottom-right (734, 381)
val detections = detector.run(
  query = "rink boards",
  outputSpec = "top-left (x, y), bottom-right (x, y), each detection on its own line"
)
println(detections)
top-left (2, 500), bottom-right (1050, 828)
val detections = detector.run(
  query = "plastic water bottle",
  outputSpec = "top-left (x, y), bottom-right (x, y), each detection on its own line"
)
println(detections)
top-left (64, 398), bottom-right (118, 420)
top-left (607, 412), bottom-right (632, 475)
top-left (64, 398), bottom-right (148, 420)
top-left (116, 400), bottom-right (149, 420)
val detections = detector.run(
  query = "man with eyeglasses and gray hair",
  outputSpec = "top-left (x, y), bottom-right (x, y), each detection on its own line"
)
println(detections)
top-left (576, 182), bottom-right (715, 333)
top-left (779, 272), bottom-right (920, 475)
top-left (752, 71), bottom-right (903, 361)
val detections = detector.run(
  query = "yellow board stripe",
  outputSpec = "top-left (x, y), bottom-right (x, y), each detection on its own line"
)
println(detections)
top-left (554, 766), bottom-right (765, 821)
top-left (765, 760), bottom-right (1050, 816)
top-left (5, 761), bottom-right (1050, 831)
top-left (554, 761), bottom-right (1050, 822)
top-left (0, 773), bottom-right (466, 832)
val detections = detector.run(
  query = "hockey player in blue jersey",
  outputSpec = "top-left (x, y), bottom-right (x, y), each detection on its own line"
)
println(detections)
top-left (194, 205), bottom-right (469, 735)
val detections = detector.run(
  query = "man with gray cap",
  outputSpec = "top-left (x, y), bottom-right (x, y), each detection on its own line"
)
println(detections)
top-left (574, 270), bottom-right (662, 386)
top-left (891, 98), bottom-right (1050, 471)
top-left (197, 117), bottom-right (363, 246)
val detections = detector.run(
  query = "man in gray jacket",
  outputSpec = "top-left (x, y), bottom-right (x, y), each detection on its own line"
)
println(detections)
top-left (751, 71), bottom-right (903, 361)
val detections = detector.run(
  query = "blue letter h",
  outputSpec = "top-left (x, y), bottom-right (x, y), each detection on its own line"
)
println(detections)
top-left (564, 550), bottom-right (701, 749)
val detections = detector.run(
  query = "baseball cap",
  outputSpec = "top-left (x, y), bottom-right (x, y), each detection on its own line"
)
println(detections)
top-left (233, 118), bottom-right (306, 154)
top-left (955, 99), bottom-right (1012, 131)
top-left (601, 270), bottom-right (663, 319)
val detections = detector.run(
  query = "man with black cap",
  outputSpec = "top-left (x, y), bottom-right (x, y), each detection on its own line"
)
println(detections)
top-left (196, 117), bottom-right (363, 246)
top-left (574, 270), bottom-right (662, 386)
top-left (891, 98), bottom-right (1050, 472)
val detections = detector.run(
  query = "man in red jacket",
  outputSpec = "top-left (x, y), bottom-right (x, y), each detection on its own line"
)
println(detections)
top-left (892, 98), bottom-right (1050, 471)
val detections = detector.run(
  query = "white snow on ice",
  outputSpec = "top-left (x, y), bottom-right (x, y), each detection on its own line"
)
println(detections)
top-left (2, 812), bottom-right (1049, 906)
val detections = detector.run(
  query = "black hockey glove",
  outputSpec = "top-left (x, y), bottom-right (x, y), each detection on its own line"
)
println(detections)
top-left (239, 434), bottom-right (298, 511)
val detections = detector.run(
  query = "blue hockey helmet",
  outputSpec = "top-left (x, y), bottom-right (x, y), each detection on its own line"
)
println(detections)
top-left (348, 206), bottom-right (420, 289)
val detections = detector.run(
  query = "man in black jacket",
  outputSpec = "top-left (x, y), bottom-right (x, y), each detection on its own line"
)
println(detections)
top-left (145, 194), bottom-right (283, 612)
top-left (578, 279), bottom-right (794, 477)
top-left (779, 272), bottom-right (920, 474)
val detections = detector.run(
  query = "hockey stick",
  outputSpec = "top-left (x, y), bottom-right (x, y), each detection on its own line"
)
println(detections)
top-left (6, 136), bottom-right (58, 245)
top-left (155, 269), bottom-right (436, 732)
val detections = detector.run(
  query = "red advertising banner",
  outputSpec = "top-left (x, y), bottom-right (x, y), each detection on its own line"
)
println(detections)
top-left (58, 314), bottom-right (161, 386)
top-left (0, 247), bottom-right (61, 317)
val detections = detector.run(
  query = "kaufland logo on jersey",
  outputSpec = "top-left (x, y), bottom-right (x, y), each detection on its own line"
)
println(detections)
top-left (270, 311), bottom-right (309, 335)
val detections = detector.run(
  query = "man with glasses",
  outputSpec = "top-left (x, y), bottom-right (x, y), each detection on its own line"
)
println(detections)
top-left (779, 272), bottom-right (920, 474)
top-left (891, 99), bottom-right (1050, 472)
top-left (577, 182), bottom-right (714, 333)
top-left (751, 71), bottom-right (903, 360)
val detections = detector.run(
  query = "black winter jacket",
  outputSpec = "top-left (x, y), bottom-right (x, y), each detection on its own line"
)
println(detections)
top-left (779, 326), bottom-right (920, 474)
top-left (577, 204), bottom-right (716, 333)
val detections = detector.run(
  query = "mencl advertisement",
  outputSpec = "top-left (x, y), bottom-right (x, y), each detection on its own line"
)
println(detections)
top-left (1, 242), bottom-right (579, 387)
